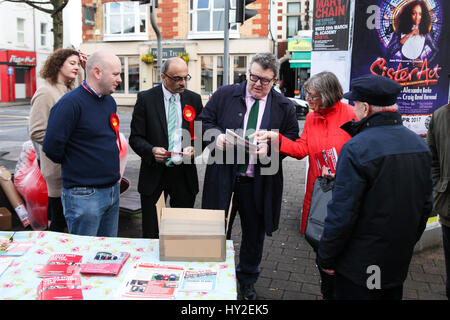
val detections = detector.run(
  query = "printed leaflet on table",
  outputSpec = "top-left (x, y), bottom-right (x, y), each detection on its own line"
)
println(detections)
top-left (80, 251), bottom-right (130, 276)
top-left (38, 254), bottom-right (82, 277)
top-left (117, 263), bottom-right (184, 299)
top-left (0, 257), bottom-right (14, 277)
top-left (179, 267), bottom-right (218, 292)
top-left (37, 275), bottom-right (83, 300)
top-left (0, 241), bottom-right (34, 256)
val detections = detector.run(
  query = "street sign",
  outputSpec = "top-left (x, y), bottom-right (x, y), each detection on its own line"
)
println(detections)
top-left (150, 47), bottom-right (184, 59)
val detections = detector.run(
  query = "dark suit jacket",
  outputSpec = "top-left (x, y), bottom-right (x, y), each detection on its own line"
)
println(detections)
top-left (198, 81), bottom-right (299, 235)
top-left (129, 85), bottom-right (203, 196)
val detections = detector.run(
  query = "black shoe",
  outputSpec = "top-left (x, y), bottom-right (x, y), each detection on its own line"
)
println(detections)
top-left (241, 284), bottom-right (257, 300)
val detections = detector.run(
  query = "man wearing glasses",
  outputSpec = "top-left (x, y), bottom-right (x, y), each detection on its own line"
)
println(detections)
top-left (198, 53), bottom-right (299, 300)
top-left (129, 57), bottom-right (203, 239)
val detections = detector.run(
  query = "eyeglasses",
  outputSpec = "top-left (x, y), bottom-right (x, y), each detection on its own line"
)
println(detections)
top-left (305, 90), bottom-right (320, 100)
top-left (249, 73), bottom-right (275, 85)
top-left (163, 73), bottom-right (191, 82)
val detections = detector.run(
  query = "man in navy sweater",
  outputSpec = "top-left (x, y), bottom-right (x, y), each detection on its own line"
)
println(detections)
top-left (43, 50), bottom-right (123, 237)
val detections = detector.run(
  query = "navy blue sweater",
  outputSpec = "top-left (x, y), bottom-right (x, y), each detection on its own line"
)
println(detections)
top-left (43, 85), bottom-right (120, 189)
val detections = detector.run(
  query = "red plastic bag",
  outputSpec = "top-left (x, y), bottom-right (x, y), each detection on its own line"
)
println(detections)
top-left (118, 132), bottom-right (128, 181)
top-left (14, 141), bottom-right (48, 230)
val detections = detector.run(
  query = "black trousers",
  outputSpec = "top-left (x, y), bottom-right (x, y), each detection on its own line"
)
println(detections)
top-left (47, 196), bottom-right (67, 232)
top-left (230, 177), bottom-right (266, 286)
top-left (335, 273), bottom-right (403, 300)
top-left (316, 256), bottom-right (336, 300)
top-left (442, 224), bottom-right (450, 299)
top-left (140, 166), bottom-right (196, 239)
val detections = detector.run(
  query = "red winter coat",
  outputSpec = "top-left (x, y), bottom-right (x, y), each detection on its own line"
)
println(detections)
top-left (279, 101), bottom-right (356, 234)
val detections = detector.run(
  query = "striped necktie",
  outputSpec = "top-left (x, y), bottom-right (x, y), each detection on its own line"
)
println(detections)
top-left (238, 99), bottom-right (259, 174)
top-left (166, 94), bottom-right (177, 167)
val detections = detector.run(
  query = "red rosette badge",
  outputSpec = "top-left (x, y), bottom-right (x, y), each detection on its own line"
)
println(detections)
top-left (110, 113), bottom-right (122, 151)
top-left (183, 105), bottom-right (196, 140)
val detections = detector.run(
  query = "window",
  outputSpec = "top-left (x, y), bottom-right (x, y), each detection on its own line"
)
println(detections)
top-left (115, 56), bottom-right (140, 94)
top-left (128, 56), bottom-right (140, 94)
top-left (104, 1), bottom-right (147, 41)
top-left (201, 56), bottom-right (214, 94)
top-left (287, 2), bottom-right (301, 37)
top-left (17, 18), bottom-right (25, 44)
top-left (189, 0), bottom-right (239, 39)
top-left (217, 56), bottom-right (224, 88)
top-left (40, 23), bottom-right (47, 46)
top-left (233, 56), bottom-right (247, 84)
top-left (200, 55), bottom-right (248, 95)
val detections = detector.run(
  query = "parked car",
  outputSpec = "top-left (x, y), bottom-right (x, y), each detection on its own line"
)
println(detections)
top-left (288, 97), bottom-right (309, 119)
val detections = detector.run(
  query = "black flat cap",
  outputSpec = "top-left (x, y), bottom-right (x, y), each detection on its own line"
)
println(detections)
top-left (344, 74), bottom-right (403, 106)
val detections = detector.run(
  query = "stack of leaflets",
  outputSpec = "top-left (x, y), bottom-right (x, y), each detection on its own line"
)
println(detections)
top-left (37, 275), bottom-right (83, 300)
top-left (313, 147), bottom-right (338, 174)
top-left (117, 263), bottom-right (184, 299)
top-left (38, 254), bottom-right (82, 277)
top-left (80, 251), bottom-right (130, 276)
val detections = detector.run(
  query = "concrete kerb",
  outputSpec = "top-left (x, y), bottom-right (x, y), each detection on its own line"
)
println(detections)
top-left (414, 222), bottom-right (443, 253)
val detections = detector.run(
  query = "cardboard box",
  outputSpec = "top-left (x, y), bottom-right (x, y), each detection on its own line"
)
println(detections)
top-left (156, 194), bottom-right (231, 262)
top-left (0, 207), bottom-right (12, 230)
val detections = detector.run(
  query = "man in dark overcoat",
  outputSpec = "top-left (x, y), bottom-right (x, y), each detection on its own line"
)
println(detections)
top-left (198, 53), bottom-right (299, 300)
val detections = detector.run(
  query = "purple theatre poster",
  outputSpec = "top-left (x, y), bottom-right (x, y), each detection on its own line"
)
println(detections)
top-left (350, 0), bottom-right (449, 135)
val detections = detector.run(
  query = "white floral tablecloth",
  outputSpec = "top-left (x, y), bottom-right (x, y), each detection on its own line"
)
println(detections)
top-left (0, 231), bottom-right (237, 300)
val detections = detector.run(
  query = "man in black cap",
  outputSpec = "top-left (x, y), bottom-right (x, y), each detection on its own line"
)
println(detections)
top-left (317, 74), bottom-right (433, 300)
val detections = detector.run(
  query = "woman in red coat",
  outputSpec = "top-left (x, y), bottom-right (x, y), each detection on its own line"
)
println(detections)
top-left (252, 71), bottom-right (356, 299)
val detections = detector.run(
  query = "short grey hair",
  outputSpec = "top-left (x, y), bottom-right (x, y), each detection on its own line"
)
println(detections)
top-left (250, 53), bottom-right (279, 79)
top-left (161, 59), bottom-right (171, 74)
top-left (304, 71), bottom-right (343, 108)
top-left (161, 57), bottom-right (185, 74)
top-left (86, 51), bottom-right (105, 74)
top-left (85, 50), bottom-right (117, 74)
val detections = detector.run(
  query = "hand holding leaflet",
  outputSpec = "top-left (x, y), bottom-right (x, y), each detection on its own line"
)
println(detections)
top-left (225, 129), bottom-right (258, 153)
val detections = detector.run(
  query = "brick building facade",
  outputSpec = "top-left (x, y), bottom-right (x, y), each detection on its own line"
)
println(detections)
top-left (80, 0), bottom-right (311, 105)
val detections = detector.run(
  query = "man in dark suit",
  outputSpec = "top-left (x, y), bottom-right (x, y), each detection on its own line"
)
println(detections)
top-left (198, 53), bottom-right (299, 300)
top-left (129, 57), bottom-right (203, 238)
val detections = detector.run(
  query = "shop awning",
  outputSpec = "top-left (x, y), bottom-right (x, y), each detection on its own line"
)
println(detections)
top-left (289, 51), bottom-right (311, 68)
top-left (290, 62), bottom-right (310, 68)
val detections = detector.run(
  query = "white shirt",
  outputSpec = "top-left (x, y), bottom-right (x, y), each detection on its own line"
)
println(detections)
top-left (162, 84), bottom-right (183, 162)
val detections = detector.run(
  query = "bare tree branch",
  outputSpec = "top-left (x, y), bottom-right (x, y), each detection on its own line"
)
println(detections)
top-left (51, 0), bottom-right (69, 18)
top-left (3, 0), bottom-right (53, 14)
top-left (3, 0), bottom-right (72, 49)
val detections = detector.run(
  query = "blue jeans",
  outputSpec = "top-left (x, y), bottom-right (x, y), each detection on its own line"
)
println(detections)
top-left (62, 183), bottom-right (120, 237)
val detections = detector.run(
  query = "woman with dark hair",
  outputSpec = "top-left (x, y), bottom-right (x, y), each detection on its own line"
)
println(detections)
top-left (251, 71), bottom-right (356, 300)
top-left (29, 48), bottom-right (85, 232)
top-left (386, 0), bottom-right (438, 62)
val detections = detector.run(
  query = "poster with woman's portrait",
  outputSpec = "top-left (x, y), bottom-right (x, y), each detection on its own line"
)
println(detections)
top-left (350, 0), bottom-right (449, 135)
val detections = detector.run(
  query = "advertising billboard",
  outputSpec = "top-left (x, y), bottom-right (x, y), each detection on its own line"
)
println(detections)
top-left (350, 0), bottom-right (449, 135)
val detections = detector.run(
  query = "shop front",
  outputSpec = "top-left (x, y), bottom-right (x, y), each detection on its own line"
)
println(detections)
top-left (80, 38), bottom-right (272, 106)
top-left (288, 37), bottom-right (312, 98)
top-left (0, 50), bottom-right (37, 103)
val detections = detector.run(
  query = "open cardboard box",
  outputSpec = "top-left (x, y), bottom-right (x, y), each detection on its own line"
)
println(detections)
top-left (155, 193), bottom-right (232, 262)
